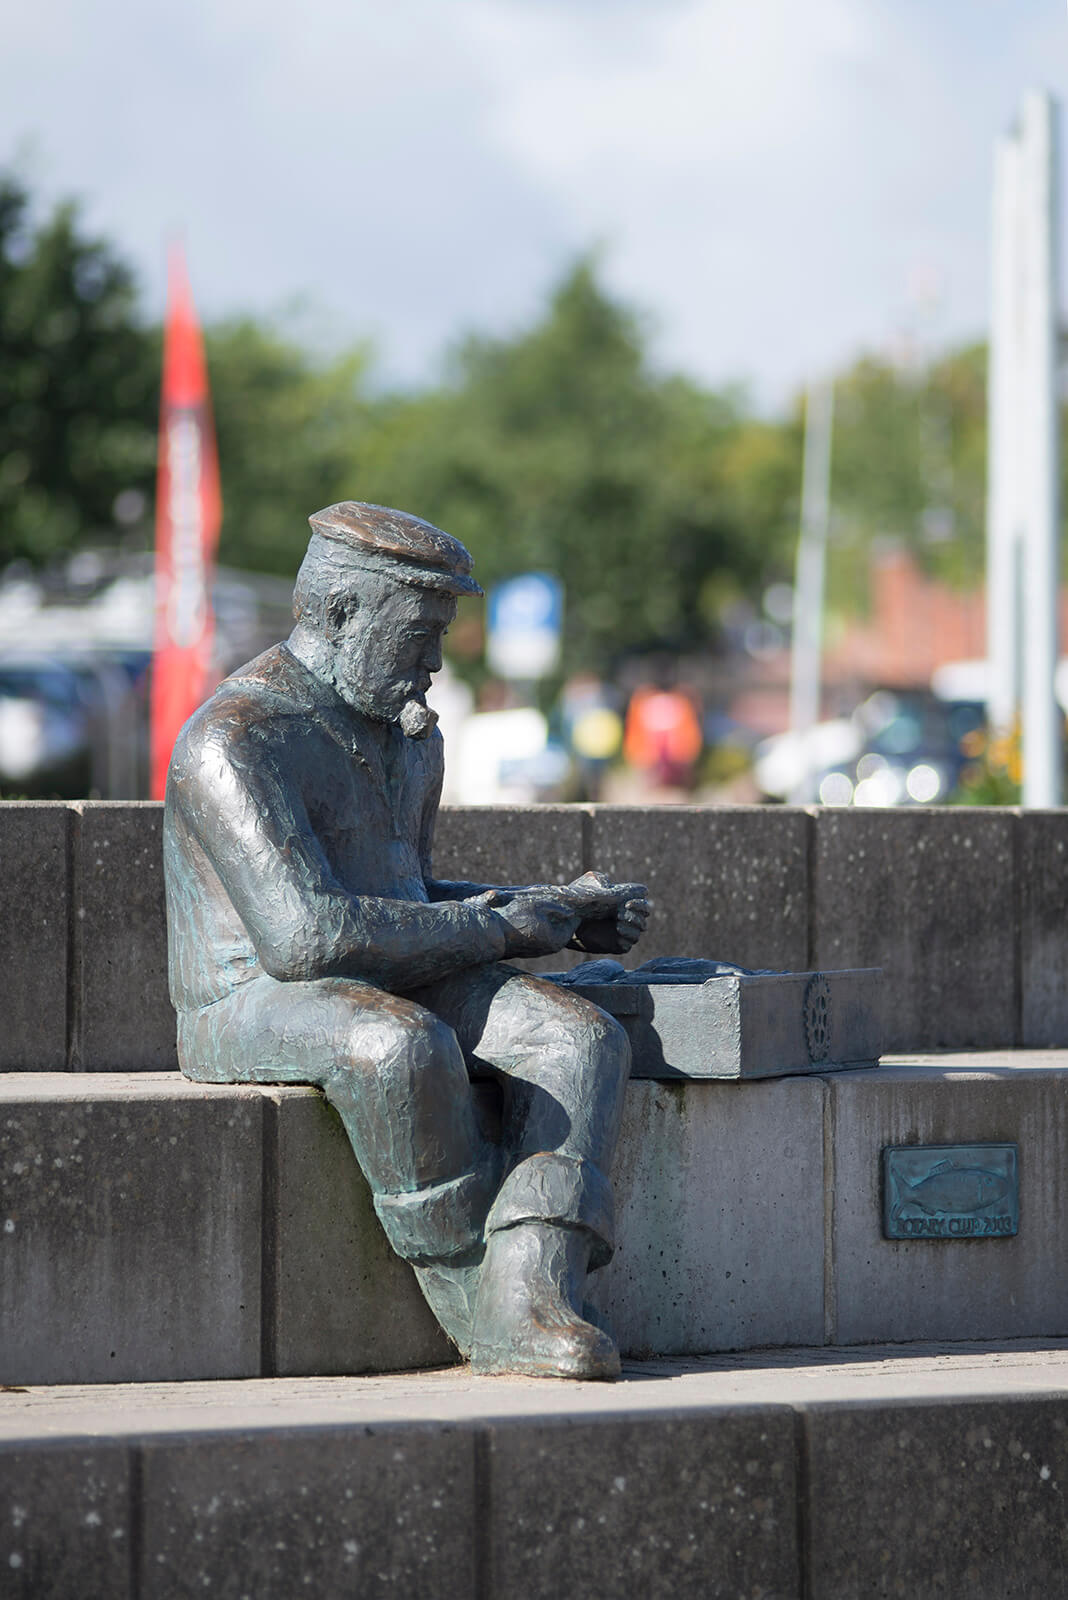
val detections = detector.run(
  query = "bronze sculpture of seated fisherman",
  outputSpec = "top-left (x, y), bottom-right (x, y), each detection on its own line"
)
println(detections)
top-left (164, 502), bottom-right (649, 1379)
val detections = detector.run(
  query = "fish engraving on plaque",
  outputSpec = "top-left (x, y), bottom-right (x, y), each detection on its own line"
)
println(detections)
top-left (882, 1143), bottom-right (1019, 1240)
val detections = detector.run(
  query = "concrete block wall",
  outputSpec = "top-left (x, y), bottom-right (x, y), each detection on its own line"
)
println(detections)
top-left (7, 1060), bottom-right (1068, 1386)
top-left (1, 801), bottom-right (1066, 1068)
top-left (0, 1074), bottom-right (452, 1386)
top-left (6, 1377), bottom-right (1068, 1599)
top-left (0, 801), bottom-right (175, 1074)
top-left (826, 1060), bottom-right (1068, 1344)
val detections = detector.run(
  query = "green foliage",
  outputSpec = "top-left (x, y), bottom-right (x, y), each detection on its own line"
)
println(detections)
top-left (205, 319), bottom-right (371, 576)
top-left (351, 262), bottom-right (797, 669)
top-left (7, 167), bottom-right (1058, 684)
top-left (828, 343), bottom-right (988, 608)
top-left (0, 175), bottom-right (158, 564)
top-left (928, 343), bottom-right (988, 584)
top-left (950, 722), bottom-right (1022, 805)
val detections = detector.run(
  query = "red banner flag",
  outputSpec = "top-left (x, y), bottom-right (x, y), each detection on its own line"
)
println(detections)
top-left (150, 247), bottom-right (222, 799)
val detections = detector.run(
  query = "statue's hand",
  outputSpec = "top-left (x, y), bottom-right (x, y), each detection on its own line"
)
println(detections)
top-left (568, 880), bottom-right (652, 955)
top-left (490, 891), bottom-right (582, 957)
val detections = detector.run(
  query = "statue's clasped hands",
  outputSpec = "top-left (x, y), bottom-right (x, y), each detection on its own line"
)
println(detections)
top-left (473, 871), bottom-right (651, 958)
top-left (562, 870), bottom-right (651, 955)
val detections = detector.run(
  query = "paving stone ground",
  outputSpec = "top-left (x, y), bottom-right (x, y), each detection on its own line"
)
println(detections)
top-left (6, 1339), bottom-right (1068, 1441)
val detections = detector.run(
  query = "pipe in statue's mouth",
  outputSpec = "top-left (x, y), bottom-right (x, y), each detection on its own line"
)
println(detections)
top-left (399, 697), bottom-right (438, 739)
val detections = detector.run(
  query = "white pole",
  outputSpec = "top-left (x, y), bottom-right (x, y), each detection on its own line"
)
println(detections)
top-left (1019, 90), bottom-right (1062, 807)
top-left (987, 132), bottom-right (1024, 733)
top-left (789, 380), bottom-right (834, 803)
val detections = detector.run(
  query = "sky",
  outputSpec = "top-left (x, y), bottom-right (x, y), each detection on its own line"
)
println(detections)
top-left (4, 0), bottom-right (1066, 409)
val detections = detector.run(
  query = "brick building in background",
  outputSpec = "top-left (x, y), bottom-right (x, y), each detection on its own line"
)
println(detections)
top-left (826, 547), bottom-right (987, 689)
top-left (729, 546), bottom-right (1068, 737)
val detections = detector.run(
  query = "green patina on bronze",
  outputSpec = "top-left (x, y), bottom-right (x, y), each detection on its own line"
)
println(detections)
top-left (883, 1143), bottom-right (1019, 1240)
top-left (163, 502), bottom-right (652, 1381)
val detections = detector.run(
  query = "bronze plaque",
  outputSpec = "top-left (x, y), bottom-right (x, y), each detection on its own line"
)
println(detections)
top-left (883, 1143), bottom-right (1018, 1240)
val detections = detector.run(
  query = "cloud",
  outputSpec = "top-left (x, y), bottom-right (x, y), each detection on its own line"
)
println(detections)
top-left (4, 0), bottom-right (569, 378)
top-left (455, 0), bottom-right (1068, 398)
top-left (461, 0), bottom-right (874, 175)
top-left (2, 0), bottom-right (1066, 403)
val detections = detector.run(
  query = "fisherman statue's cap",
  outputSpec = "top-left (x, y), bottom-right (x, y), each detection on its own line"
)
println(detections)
top-left (308, 502), bottom-right (483, 597)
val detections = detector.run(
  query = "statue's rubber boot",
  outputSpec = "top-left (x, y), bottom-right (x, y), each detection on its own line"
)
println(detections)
top-left (469, 1220), bottom-right (620, 1380)
top-left (372, 1158), bottom-right (502, 1356)
top-left (467, 1151), bottom-right (619, 1379)
top-left (413, 1257), bottom-right (482, 1355)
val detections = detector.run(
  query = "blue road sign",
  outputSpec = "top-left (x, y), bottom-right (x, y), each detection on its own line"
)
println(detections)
top-left (486, 572), bottom-right (564, 680)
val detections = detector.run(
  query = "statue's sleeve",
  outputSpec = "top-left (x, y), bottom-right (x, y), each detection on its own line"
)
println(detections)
top-left (173, 720), bottom-right (508, 990)
top-left (417, 733), bottom-right (444, 882)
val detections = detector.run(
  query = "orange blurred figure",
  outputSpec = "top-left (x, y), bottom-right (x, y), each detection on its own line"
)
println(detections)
top-left (623, 686), bottom-right (703, 789)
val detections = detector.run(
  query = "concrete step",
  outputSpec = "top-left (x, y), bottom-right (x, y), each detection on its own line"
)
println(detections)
top-left (4, 1341), bottom-right (1068, 1598)
top-left (6, 1056), bottom-right (1068, 1387)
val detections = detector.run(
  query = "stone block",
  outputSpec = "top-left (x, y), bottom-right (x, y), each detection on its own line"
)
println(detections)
top-left (434, 803), bottom-right (586, 887)
top-left (590, 1077), bottom-right (825, 1355)
top-left (587, 806), bottom-right (810, 971)
top-left (268, 1087), bottom-right (454, 1376)
top-left (1020, 809), bottom-right (1068, 1046)
top-left (0, 1075), bottom-right (263, 1384)
top-left (0, 802), bottom-right (70, 1070)
top-left (828, 1064), bottom-right (1068, 1345)
top-left (811, 808), bottom-right (1016, 1051)
top-left (72, 801), bottom-right (176, 1070)
top-left (486, 1408), bottom-right (798, 1600)
top-left (803, 1395), bottom-right (1068, 1599)
top-left (0, 1441), bottom-right (132, 1599)
top-left (140, 1424), bottom-right (476, 1598)
top-left (575, 969), bottom-right (882, 1077)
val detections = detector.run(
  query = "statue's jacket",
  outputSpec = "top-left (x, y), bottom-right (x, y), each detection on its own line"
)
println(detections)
top-left (164, 643), bottom-right (507, 1014)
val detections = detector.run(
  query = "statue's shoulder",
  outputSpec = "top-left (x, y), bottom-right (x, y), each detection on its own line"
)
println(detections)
top-left (174, 645), bottom-right (313, 770)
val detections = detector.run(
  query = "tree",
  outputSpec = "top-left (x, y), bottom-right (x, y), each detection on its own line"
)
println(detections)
top-left (204, 318), bottom-right (371, 577)
top-left (0, 171), bottom-right (376, 580)
top-left (350, 261), bottom-right (796, 673)
top-left (827, 344), bottom-right (990, 610)
top-left (0, 175), bottom-right (158, 564)
top-left (7, 162), bottom-right (1017, 683)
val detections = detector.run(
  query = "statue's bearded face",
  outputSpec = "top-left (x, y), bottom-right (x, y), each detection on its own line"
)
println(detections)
top-left (323, 575), bottom-right (457, 736)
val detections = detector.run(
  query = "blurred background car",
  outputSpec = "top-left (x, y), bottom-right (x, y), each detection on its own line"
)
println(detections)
top-left (753, 689), bottom-right (986, 807)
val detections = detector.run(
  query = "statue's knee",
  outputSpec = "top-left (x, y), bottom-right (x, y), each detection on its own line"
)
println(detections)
top-left (547, 1005), bottom-right (630, 1102)
top-left (340, 1006), bottom-right (464, 1101)
top-left (327, 1006), bottom-right (475, 1176)
top-left (396, 1010), bottom-right (464, 1074)
top-left (588, 1008), bottom-right (631, 1083)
